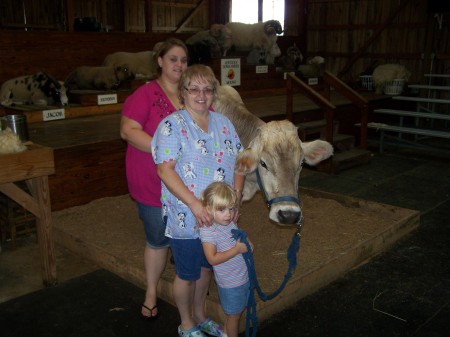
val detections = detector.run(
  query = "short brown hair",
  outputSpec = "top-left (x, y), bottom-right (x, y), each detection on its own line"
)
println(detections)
top-left (179, 64), bottom-right (219, 104)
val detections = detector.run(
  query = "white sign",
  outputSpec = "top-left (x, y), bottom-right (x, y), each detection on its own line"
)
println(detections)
top-left (42, 108), bottom-right (65, 121)
top-left (256, 65), bottom-right (268, 74)
top-left (97, 93), bottom-right (118, 105)
top-left (308, 78), bottom-right (319, 85)
top-left (221, 58), bottom-right (241, 86)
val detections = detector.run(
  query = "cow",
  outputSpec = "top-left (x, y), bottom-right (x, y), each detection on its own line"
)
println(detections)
top-left (213, 85), bottom-right (334, 225)
top-left (65, 64), bottom-right (133, 91)
top-left (0, 72), bottom-right (68, 107)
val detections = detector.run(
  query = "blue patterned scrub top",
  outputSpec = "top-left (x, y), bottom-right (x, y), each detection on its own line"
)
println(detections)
top-left (152, 109), bottom-right (243, 239)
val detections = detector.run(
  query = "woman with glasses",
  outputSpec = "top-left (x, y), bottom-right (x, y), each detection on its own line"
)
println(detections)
top-left (120, 38), bottom-right (188, 320)
top-left (152, 64), bottom-right (245, 337)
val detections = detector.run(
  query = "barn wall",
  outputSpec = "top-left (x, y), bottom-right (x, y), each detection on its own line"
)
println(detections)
top-left (306, 0), bottom-right (450, 83)
top-left (0, 31), bottom-right (191, 84)
top-left (0, 0), bottom-right (449, 86)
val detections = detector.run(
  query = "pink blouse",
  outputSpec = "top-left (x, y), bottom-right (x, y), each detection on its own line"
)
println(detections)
top-left (122, 81), bottom-right (177, 206)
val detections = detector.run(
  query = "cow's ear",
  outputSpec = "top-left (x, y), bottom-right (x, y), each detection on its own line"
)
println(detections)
top-left (235, 148), bottom-right (258, 174)
top-left (235, 135), bottom-right (262, 174)
top-left (302, 140), bottom-right (334, 166)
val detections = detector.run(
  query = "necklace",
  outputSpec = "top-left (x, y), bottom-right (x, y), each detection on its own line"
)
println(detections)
top-left (158, 79), bottom-right (181, 110)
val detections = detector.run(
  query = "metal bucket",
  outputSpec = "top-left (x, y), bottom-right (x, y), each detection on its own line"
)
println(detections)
top-left (1, 114), bottom-right (29, 142)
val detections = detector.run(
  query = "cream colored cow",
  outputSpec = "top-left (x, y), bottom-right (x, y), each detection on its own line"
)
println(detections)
top-left (213, 85), bottom-right (333, 225)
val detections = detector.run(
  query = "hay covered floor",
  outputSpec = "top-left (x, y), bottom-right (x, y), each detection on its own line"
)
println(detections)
top-left (52, 187), bottom-right (419, 324)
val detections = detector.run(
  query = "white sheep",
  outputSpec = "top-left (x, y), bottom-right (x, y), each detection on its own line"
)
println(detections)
top-left (65, 64), bottom-right (133, 91)
top-left (372, 64), bottom-right (411, 94)
top-left (102, 51), bottom-right (158, 80)
top-left (297, 56), bottom-right (325, 78)
top-left (225, 20), bottom-right (282, 58)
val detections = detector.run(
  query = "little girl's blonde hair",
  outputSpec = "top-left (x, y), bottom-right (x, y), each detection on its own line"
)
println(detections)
top-left (201, 181), bottom-right (237, 214)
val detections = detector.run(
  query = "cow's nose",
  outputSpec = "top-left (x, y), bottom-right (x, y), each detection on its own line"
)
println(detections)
top-left (277, 210), bottom-right (300, 225)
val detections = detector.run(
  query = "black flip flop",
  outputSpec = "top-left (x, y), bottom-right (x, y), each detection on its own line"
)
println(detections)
top-left (141, 303), bottom-right (158, 320)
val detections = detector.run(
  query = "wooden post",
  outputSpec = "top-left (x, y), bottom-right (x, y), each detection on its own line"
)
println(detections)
top-left (27, 176), bottom-right (57, 286)
top-left (0, 144), bottom-right (56, 286)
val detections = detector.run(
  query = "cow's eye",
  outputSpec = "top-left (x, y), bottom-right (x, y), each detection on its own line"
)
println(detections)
top-left (260, 160), bottom-right (268, 170)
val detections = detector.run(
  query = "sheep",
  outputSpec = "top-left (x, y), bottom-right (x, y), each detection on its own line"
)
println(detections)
top-left (102, 51), bottom-right (158, 80)
top-left (275, 43), bottom-right (303, 71)
top-left (372, 64), bottom-right (411, 94)
top-left (246, 42), bottom-right (281, 65)
top-left (1, 72), bottom-right (68, 107)
top-left (225, 20), bottom-right (283, 62)
top-left (65, 64), bottom-right (133, 91)
top-left (297, 56), bottom-right (325, 78)
top-left (185, 24), bottom-right (233, 64)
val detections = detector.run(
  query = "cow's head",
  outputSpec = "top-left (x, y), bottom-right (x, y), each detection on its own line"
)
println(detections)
top-left (236, 120), bottom-right (333, 225)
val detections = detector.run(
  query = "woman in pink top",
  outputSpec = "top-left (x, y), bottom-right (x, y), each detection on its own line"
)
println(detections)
top-left (120, 38), bottom-right (188, 320)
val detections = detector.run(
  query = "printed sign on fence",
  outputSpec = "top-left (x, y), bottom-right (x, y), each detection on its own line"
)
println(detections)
top-left (221, 58), bottom-right (241, 86)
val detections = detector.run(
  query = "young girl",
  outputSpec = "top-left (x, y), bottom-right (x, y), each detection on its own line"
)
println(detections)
top-left (200, 181), bottom-right (252, 337)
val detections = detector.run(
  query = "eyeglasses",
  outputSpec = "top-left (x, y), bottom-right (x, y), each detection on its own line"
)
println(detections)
top-left (184, 87), bottom-right (215, 96)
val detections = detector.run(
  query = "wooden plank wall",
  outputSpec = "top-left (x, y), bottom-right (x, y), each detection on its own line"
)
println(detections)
top-left (306, 0), bottom-right (450, 83)
top-left (0, 30), bottom-right (301, 87)
top-left (0, 31), bottom-right (191, 85)
top-left (1, 0), bottom-right (448, 86)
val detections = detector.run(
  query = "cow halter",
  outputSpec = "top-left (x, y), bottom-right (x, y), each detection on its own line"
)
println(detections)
top-left (255, 168), bottom-right (300, 207)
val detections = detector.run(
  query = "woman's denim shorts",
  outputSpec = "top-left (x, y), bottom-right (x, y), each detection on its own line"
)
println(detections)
top-left (136, 202), bottom-right (169, 249)
top-left (169, 238), bottom-right (211, 281)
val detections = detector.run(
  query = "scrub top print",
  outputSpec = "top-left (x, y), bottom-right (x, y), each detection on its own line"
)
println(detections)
top-left (152, 109), bottom-right (242, 239)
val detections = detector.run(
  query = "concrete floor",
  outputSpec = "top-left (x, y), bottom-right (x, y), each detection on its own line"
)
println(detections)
top-left (1, 142), bottom-right (449, 337)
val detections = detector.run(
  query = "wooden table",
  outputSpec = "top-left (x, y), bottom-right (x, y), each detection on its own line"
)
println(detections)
top-left (0, 143), bottom-right (57, 286)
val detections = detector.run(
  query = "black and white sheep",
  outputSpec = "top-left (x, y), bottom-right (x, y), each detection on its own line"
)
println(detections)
top-left (65, 64), bottom-right (133, 91)
top-left (275, 43), bottom-right (304, 71)
top-left (0, 72), bottom-right (68, 106)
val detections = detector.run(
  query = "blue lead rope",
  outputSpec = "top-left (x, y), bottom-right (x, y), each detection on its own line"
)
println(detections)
top-left (231, 222), bottom-right (302, 337)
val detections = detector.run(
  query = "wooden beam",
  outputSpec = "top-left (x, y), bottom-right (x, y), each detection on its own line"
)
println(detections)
top-left (175, 0), bottom-right (206, 33)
